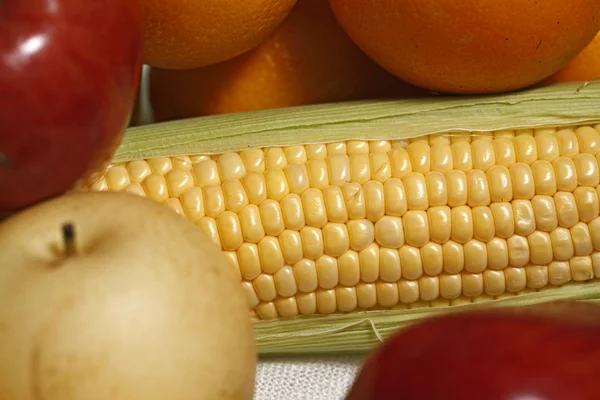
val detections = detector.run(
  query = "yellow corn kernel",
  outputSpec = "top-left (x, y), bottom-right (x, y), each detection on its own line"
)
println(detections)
top-left (421, 242), bottom-right (443, 275)
top-left (431, 142), bottom-right (454, 173)
top-left (514, 134), bottom-right (538, 164)
top-left (389, 147), bottom-right (413, 178)
top-left (90, 126), bottom-right (600, 319)
top-left (451, 141), bottom-right (473, 172)
top-left (472, 139), bottom-right (496, 171)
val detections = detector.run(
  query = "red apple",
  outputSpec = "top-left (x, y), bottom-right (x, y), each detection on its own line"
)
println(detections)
top-left (347, 302), bottom-right (600, 400)
top-left (0, 0), bottom-right (143, 214)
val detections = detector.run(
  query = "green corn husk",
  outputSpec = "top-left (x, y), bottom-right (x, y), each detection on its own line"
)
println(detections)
top-left (115, 81), bottom-right (600, 162)
top-left (111, 80), bottom-right (600, 356)
top-left (253, 282), bottom-right (600, 355)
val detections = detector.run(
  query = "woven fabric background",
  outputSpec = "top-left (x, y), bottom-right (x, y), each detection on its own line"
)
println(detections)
top-left (254, 356), bottom-right (364, 400)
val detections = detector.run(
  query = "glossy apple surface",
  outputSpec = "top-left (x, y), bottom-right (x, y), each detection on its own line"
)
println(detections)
top-left (0, 0), bottom-right (143, 214)
top-left (346, 304), bottom-right (600, 400)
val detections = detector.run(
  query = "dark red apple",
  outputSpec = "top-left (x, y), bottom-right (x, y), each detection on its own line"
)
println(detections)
top-left (0, 0), bottom-right (143, 214)
top-left (347, 302), bottom-right (600, 400)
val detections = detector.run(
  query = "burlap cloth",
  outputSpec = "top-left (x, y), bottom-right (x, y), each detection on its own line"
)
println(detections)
top-left (254, 355), bottom-right (364, 400)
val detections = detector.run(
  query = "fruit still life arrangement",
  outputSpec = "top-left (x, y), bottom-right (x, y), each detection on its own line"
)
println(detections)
top-left (1, 0), bottom-right (600, 399)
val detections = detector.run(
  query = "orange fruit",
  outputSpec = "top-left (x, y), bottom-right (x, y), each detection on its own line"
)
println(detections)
top-left (544, 32), bottom-right (600, 83)
top-left (140, 0), bottom-right (296, 69)
top-left (328, 0), bottom-right (600, 94)
top-left (149, 0), bottom-right (425, 121)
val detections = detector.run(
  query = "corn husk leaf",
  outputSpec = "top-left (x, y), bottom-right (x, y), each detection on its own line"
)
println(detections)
top-left (114, 81), bottom-right (600, 163)
top-left (254, 282), bottom-right (600, 355)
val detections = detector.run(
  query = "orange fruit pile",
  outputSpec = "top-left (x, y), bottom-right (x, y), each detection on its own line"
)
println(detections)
top-left (328, 0), bottom-right (600, 94)
top-left (136, 0), bottom-right (600, 124)
top-left (544, 32), bottom-right (600, 84)
top-left (149, 0), bottom-right (424, 121)
top-left (140, 0), bottom-right (296, 69)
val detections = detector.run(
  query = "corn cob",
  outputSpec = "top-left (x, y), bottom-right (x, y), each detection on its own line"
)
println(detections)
top-left (87, 81), bottom-right (600, 354)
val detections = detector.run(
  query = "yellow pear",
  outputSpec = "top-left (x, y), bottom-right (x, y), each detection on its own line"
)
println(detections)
top-left (0, 191), bottom-right (256, 399)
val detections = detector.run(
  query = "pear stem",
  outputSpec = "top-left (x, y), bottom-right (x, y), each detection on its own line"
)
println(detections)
top-left (62, 223), bottom-right (77, 257)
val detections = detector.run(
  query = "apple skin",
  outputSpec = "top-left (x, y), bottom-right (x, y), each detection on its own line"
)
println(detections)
top-left (346, 305), bottom-right (600, 400)
top-left (0, 0), bottom-right (143, 214)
